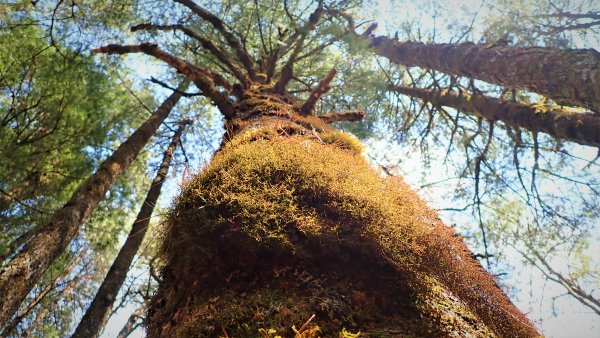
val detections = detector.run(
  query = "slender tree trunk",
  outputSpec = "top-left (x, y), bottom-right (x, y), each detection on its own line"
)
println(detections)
top-left (0, 84), bottom-right (186, 331)
top-left (145, 94), bottom-right (539, 338)
top-left (368, 36), bottom-right (600, 112)
top-left (390, 85), bottom-right (600, 147)
top-left (71, 120), bottom-right (187, 338)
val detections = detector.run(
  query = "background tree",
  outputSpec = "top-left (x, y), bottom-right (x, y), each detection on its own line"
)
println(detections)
top-left (72, 119), bottom-right (189, 338)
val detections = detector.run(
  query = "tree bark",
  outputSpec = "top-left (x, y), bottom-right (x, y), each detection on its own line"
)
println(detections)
top-left (390, 85), bottom-right (600, 148)
top-left (0, 84), bottom-right (186, 331)
top-left (145, 97), bottom-right (539, 338)
top-left (368, 36), bottom-right (600, 112)
top-left (71, 121), bottom-right (187, 338)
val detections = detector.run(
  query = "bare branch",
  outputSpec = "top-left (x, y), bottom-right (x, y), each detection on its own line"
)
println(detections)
top-left (131, 23), bottom-right (250, 86)
top-left (173, 0), bottom-right (257, 79)
top-left (93, 43), bottom-right (235, 117)
top-left (116, 303), bottom-right (147, 338)
top-left (327, 8), bottom-right (355, 30)
top-left (274, 0), bottom-right (325, 93)
top-left (300, 68), bottom-right (337, 116)
top-left (149, 77), bottom-right (202, 97)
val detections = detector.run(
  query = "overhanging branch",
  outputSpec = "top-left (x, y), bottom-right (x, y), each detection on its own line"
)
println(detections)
top-left (131, 23), bottom-right (250, 86)
top-left (93, 43), bottom-right (235, 117)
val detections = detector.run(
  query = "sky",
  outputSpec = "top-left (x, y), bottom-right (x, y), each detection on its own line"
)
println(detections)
top-left (98, 0), bottom-right (599, 337)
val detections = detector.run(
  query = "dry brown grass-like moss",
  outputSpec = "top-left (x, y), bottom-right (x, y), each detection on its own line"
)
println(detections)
top-left (147, 128), bottom-right (538, 338)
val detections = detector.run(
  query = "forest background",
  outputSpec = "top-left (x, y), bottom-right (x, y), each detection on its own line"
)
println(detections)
top-left (0, 0), bottom-right (599, 337)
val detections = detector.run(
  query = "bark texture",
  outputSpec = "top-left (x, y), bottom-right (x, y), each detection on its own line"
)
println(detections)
top-left (145, 96), bottom-right (539, 338)
top-left (71, 121), bottom-right (187, 338)
top-left (370, 36), bottom-right (600, 112)
top-left (391, 85), bottom-right (600, 148)
top-left (0, 87), bottom-right (185, 331)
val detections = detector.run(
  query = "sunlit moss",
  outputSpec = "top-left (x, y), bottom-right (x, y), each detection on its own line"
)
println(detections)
top-left (319, 130), bottom-right (364, 154)
top-left (147, 127), bottom-right (535, 337)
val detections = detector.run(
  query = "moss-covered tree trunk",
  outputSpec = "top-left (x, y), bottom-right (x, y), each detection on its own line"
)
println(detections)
top-left (145, 90), bottom-right (539, 338)
top-left (390, 85), bottom-right (600, 148)
top-left (367, 36), bottom-right (600, 112)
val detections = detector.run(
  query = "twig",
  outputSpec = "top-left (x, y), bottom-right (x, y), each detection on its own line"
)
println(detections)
top-left (294, 314), bottom-right (316, 337)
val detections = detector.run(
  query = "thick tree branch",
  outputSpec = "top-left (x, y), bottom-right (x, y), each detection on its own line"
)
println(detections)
top-left (390, 85), bottom-right (600, 148)
top-left (367, 35), bottom-right (600, 112)
top-left (131, 23), bottom-right (250, 86)
top-left (300, 68), bottom-right (336, 116)
top-left (173, 0), bottom-right (257, 79)
top-left (93, 43), bottom-right (235, 117)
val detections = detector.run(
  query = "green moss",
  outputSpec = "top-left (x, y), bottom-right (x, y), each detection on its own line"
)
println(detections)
top-left (319, 131), bottom-right (364, 154)
top-left (148, 127), bottom-right (535, 337)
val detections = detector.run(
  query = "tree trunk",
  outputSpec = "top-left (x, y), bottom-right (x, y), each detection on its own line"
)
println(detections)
top-left (145, 94), bottom-right (539, 337)
top-left (0, 85), bottom-right (186, 331)
top-left (390, 85), bottom-right (600, 148)
top-left (368, 36), bottom-right (600, 112)
top-left (71, 120), bottom-right (187, 338)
